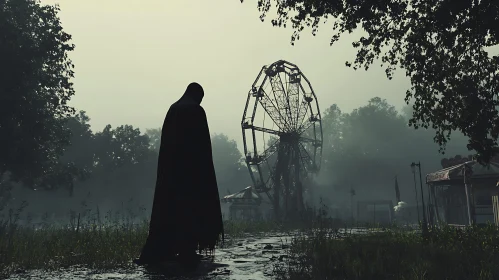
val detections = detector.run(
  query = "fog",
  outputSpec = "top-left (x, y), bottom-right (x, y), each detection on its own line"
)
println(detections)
top-left (39, 0), bottom-right (412, 147)
top-left (2, 0), bottom-right (476, 223)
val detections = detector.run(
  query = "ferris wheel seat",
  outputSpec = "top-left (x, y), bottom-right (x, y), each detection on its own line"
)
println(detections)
top-left (242, 122), bottom-right (251, 129)
top-left (289, 73), bottom-right (301, 83)
top-left (251, 87), bottom-right (265, 98)
top-left (264, 68), bottom-right (275, 77)
top-left (245, 155), bottom-right (264, 165)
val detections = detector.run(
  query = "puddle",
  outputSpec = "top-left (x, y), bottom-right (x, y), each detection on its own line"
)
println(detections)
top-left (6, 228), bottom-right (389, 279)
top-left (6, 233), bottom-right (294, 280)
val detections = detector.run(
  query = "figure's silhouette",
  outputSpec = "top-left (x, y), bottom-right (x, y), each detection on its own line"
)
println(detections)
top-left (135, 82), bottom-right (224, 266)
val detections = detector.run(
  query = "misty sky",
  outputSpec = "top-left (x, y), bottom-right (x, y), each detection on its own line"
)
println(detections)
top-left (40, 0), bottom-right (497, 149)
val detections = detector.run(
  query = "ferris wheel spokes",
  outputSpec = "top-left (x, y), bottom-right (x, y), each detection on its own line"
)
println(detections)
top-left (268, 74), bottom-right (294, 132)
top-left (298, 113), bottom-right (321, 135)
top-left (245, 139), bottom-right (280, 166)
top-left (287, 80), bottom-right (302, 129)
top-left (242, 122), bottom-right (282, 137)
top-left (255, 87), bottom-right (287, 131)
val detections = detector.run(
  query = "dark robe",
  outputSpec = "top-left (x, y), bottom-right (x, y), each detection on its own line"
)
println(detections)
top-left (137, 83), bottom-right (224, 264)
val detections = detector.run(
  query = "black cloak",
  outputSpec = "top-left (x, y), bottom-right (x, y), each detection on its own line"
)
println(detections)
top-left (137, 83), bottom-right (224, 264)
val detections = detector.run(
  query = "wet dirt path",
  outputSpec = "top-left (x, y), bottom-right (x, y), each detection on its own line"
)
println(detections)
top-left (7, 228), bottom-right (386, 279)
top-left (7, 232), bottom-right (294, 280)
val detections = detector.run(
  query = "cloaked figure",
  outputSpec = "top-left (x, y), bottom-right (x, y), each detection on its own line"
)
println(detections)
top-left (135, 82), bottom-right (224, 266)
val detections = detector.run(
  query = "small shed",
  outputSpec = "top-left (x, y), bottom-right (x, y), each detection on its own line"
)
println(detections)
top-left (221, 186), bottom-right (263, 220)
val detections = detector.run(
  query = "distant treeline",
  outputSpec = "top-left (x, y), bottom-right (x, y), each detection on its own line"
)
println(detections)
top-left (5, 97), bottom-right (472, 215)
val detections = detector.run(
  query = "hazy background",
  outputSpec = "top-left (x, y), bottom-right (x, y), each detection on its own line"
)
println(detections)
top-left (8, 0), bottom-right (497, 223)
top-left (41, 0), bottom-right (411, 148)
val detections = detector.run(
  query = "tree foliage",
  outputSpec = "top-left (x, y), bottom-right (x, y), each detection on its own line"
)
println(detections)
top-left (211, 133), bottom-right (251, 195)
top-left (96, 125), bottom-right (152, 169)
top-left (36, 111), bottom-right (154, 195)
top-left (145, 128), bottom-right (161, 153)
top-left (0, 0), bottom-right (75, 184)
top-left (318, 97), bottom-right (470, 202)
top-left (61, 111), bottom-right (94, 170)
top-left (245, 0), bottom-right (499, 163)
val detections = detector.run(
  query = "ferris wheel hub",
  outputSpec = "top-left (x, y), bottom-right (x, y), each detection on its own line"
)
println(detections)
top-left (279, 132), bottom-right (300, 144)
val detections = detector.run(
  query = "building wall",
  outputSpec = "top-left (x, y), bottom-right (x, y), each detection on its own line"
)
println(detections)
top-left (471, 181), bottom-right (497, 225)
top-left (433, 180), bottom-right (499, 226)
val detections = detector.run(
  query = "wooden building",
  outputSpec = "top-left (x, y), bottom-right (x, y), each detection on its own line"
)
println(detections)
top-left (426, 160), bottom-right (499, 226)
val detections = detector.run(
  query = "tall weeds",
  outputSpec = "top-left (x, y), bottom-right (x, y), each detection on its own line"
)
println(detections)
top-left (0, 200), bottom-right (280, 277)
top-left (278, 215), bottom-right (499, 280)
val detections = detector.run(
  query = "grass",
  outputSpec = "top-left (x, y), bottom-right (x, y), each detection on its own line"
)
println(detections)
top-left (2, 201), bottom-right (499, 280)
top-left (0, 205), bottom-right (146, 277)
top-left (223, 219), bottom-right (282, 238)
top-left (276, 222), bottom-right (499, 280)
top-left (0, 201), bottom-right (280, 278)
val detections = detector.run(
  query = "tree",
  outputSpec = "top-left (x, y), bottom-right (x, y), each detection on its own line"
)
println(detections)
top-left (92, 125), bottom-right (116, 172)
top-left (113, 125), bottom-right (152, 166)
top-left (342, 97), bottom-right (408, 157)
top-left (321, 104), bottom-right (344, 153)
top-left (244, 0), bottom-right (499, 163)
top-left (0, 0), bottom-right (76, 185)
top-left (37, 111), bottom-right (94, 195)
top-left (60, 111), bottom-right (94, 175)
top-left (211, 134), bottom-right (251, 195)
top-left (70, 123), bottom-right (156, 201)
top-left (145, 128), bottom-right (161, 153)
top-left (93, 125), bottom-right (152, 171)
top-left (318, 98), bottom-right (470, 203)
top-left (322, 98), bottom-right (410, 188)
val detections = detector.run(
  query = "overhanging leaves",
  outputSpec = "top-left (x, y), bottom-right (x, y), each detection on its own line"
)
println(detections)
top-left (243, 0), bottom-right (499, 163)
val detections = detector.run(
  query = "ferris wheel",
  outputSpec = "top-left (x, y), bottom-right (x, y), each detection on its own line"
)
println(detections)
top-left (241, 60), bottom-right (323, 219)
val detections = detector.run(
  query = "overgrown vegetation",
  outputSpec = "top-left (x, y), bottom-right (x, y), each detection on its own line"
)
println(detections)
top-left (1, 201), bottom-right (499, 280)
top-left (277, 223), bottom-right (499, 280)
top-left (0, 203), bottom-right (279, 278)
top-left (244, 0), bottom-right (499, 163)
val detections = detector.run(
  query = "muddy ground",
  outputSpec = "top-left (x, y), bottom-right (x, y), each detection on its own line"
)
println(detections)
top-left (6, 232), bottom-right (295, 280)
top-left (6, 228), bottom-right (385, 280)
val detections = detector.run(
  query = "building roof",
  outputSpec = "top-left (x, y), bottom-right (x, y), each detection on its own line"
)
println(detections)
top-left (221, 186), bottom-right (262, 204)
top-left (426, 160), bottom-right (499, 183)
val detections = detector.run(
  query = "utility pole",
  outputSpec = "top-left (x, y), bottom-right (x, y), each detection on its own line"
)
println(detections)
top-left (350, 186), bottom-right (356, 224)
top-left (411, 165), bottom-right (421, 224)
top-left (411, 162), bottom-right (428, 237)
top-left (463, 163), bottom-right (474, 225)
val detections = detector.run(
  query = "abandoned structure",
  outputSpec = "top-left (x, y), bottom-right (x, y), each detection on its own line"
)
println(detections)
top-left (220, 186), bottom-right (263, 220)
top-left (241, 60), bottom-right (323, 221)
top-left (426, 157), bottom-right (499, 226)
